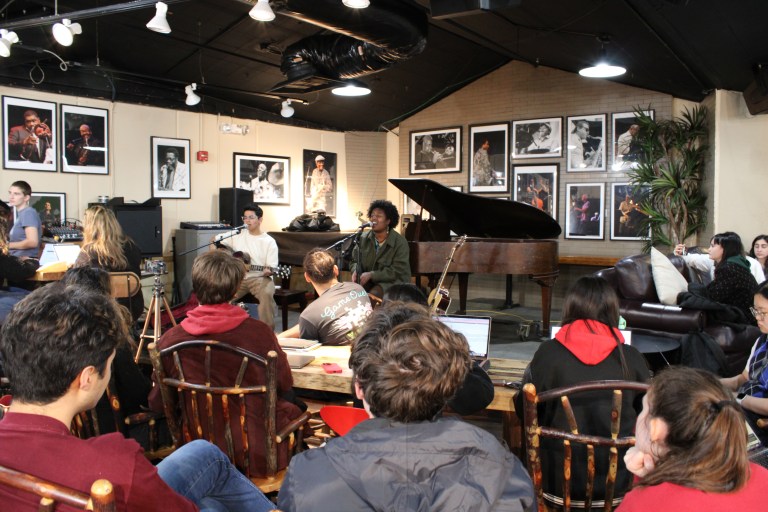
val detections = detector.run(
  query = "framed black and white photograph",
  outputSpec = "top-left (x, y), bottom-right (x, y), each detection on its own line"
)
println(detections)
top-left (566, 114), bottom-right (606, 172)
top-left (513, 164), bottom-right (558, 220)
top-left (61, 104), bottom-right (108, 174)
top-left (234, 153), bottom-right (290, 206)
top-left (151, 137), bottom-right (191, 199)
top-left (3, 96), bottom-right (57, 172)
top-left (303, 149), bottom-right (335, 216)
top-left (469, 123), bottom-right (509, 193)
top-left (565, 182), bottom-right (605, 239)
top-left (511, 117), bottom-right (562, 159)
top-left (13, 192), bottom-right (66, 229)
top-left (409, 127), bottom-right (461, 174)
top-left (610, 183), bottom-right (651, 240)
top-left (611, 110), bottom-right (654, 171)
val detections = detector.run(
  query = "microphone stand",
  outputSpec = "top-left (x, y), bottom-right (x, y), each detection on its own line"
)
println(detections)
top-left (326, 225), bottom-right (370, 283)
top-left (176, 225), bottom-right (245, 257)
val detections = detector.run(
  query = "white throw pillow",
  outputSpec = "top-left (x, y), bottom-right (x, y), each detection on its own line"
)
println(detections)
top-left (650, 247), bottom-right (689, 305)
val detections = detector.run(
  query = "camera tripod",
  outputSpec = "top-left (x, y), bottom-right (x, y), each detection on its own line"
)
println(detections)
top-left (135, 273), bottom-right (176, 363)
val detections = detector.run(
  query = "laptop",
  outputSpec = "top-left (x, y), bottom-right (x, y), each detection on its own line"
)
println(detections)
top-left (436, 315), bottom-right (492, 367)
top-left (38, 243), bottom-right (81, 267)
top-left (287, 353), bottom-right (315, 369)
top-left (746, 420), bottom-right (768, 469)
top-left (278, 338), bottom-right (321, 352)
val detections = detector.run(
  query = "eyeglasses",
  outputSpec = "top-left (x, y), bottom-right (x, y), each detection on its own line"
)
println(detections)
top-left (750, 307), bottom-right (767, 320)
top-left (242, 215), bottom-right (257, 221)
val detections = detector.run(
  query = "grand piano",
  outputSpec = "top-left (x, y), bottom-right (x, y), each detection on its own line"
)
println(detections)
top-left (391, 178), bottom-right (561, 334)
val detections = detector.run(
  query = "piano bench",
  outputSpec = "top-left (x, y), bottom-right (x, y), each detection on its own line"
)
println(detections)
top-left (274, 288), bottom-right (308, 332)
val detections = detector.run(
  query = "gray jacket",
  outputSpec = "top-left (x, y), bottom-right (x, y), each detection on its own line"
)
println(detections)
top-left (277, 416), bottom-right (535, 511)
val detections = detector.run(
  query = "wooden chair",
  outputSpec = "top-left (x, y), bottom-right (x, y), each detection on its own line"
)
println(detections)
top-left (148, 340), bottom-right (312, 494)
top-left (108, 271), bottom-right (141, 299)
top-left (523, 380), bottom-right (649, 512)
top-left (0, 464), bottom-right (115, 511)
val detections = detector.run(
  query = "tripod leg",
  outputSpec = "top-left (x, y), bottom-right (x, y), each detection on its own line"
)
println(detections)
top-left (161, 295), bottom-right (177, 327)
top-left (136, 295), bottom-right (157, 363)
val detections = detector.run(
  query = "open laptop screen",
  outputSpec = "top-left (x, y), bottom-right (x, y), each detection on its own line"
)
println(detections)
top-left (436, 315), bottom-right (491, 358)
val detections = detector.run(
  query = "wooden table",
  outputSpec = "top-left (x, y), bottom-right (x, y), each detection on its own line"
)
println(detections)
top-left (28, 261), bottom-right (69, 282)
top-left (291, 345), bottom-right (529, 452)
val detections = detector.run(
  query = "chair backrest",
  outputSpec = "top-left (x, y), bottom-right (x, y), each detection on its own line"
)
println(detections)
top-left (148, 340), bottom-right (279, 478)
top-left (109, 272), bottom-right (141, 299)
top-left (0, 465), bottom-right (116, 511)
top-left (523, 380), bottom-right (649, 512)
top-left (319, 405), bottom-right (368, 436)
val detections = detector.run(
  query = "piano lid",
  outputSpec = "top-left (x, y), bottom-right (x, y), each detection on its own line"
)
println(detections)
top-left (391, 178), bottom-right (562, 239)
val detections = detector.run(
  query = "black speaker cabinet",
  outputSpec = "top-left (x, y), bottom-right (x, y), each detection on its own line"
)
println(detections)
top-left (219, 188), bottom-right (253, 226)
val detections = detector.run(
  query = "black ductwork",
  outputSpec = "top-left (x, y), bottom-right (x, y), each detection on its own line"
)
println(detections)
top-left (270, 0), bottom-right (428, 94)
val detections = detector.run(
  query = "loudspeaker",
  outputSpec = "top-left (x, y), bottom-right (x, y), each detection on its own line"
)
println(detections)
top-left (219, 188), bottom-right (252, 226)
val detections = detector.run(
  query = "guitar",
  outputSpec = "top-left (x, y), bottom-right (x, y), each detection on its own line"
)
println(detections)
top-left (222, 248), bottom-right (292, 280)
top-left (428, 235), bottom-right (467, 315)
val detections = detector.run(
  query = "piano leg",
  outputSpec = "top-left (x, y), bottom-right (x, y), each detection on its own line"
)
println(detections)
top-left (456, 273), bottom-right (469, 315)
top-left (531, 271), bottom-right (559, 337)
top-left (501, 274), bottom-right (520, 309)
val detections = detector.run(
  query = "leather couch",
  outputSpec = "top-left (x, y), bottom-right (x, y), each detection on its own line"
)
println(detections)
top-left (594, 253), bottom-right (759, 377)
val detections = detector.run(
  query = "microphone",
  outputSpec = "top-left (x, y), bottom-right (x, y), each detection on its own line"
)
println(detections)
top-left (233, 224), bottom-right (247, 231)
top-left (359, 222), bottom-right (374, 229)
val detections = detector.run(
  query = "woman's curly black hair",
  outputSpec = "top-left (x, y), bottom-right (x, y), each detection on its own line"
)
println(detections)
top-left (367, 199), bottom-right (400, 229)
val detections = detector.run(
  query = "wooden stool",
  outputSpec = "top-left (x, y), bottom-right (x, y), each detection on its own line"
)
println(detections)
top-left (274, 288), bottom-right (308, 331)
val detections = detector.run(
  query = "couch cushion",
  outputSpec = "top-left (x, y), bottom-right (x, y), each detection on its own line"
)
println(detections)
top-left (651, 248), bottom-right (690, 305)
top-left (615, 254), bottom-right (658, 302)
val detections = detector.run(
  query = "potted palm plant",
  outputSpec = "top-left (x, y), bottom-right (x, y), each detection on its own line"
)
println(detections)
top-left (628, 105), bottom-right (709, 251)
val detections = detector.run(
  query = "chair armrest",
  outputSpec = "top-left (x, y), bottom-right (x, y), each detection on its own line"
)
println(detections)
top-left (276, 411), bottom-right (312, 444)
top-left (124, 410), bottom-right (164, 426)
top-left (620, 300), bottom-right (706, 333)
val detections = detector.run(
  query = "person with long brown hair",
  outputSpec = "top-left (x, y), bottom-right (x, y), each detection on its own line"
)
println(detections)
top-left (73, 204), bottom-right (143, 321)
top-left (517, 275), bottom-right (651, 508)
top-left (619, 367), bottom-right (768, 510)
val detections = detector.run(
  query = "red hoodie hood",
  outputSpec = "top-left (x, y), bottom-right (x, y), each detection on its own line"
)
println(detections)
top-left (180, 303), bottom-right (250, 336)
top-left (554, 319), bottom-right (625, 365)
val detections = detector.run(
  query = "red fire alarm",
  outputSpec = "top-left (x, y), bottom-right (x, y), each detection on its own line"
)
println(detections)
top-left (197, 151), bottom-right (209, 162)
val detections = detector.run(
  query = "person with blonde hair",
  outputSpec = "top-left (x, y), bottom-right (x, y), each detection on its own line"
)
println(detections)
top-left (619, 367), bottom-right (768, 510)
top-left (74, 204), bottom-right (143, 321)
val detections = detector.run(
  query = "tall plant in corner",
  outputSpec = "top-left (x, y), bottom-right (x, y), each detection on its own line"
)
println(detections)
top-left (628, 105), bottom-right (709, 251)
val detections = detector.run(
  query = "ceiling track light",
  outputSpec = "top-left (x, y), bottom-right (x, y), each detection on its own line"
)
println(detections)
top-left (146, 2), bottom-right (171, 34)
top-left (0, 29), bottom-right (19, 57)
top-left (579, 35), bottom-right (626, 79)
top-left (280, 99), bottom-right (294, 118)
top-left (331, 80), bottom-right (371, 97)
top-left (249, 0), bottom-right (275, 21)
top-left (185, 83), bottom-right (201, 106)
top-left (342, 0), bottom-right (370, 8)
top-left (52, 18), bottom-right (82, 47)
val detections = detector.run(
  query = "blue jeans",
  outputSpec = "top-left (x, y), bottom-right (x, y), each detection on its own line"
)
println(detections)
top-left (157, 440), bottom-right (275, 512)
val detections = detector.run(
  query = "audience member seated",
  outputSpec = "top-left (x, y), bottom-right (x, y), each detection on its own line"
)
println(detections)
top-left (0, 284), bottom-right (275, 511)
top-left (381, 285), bottom-right (495, 415)
top-left (0, 216), bottom-right (37, 324)
top-left (749, 234), bottom-right (768, 277)
top-left (148, 250), bottom-right (307, 477)
top-left (516, 276), bottom-right (651, 505)
top-left (278, 248), bottom-right (372, 345)
top-left (721, 280), bottom-right (768, 442)
top-left (277, 309), bottom-right (535, 511)
top-left (619, 367), bottom-right (768, 511)
top-left (74, 205), bottom-right (144, 322)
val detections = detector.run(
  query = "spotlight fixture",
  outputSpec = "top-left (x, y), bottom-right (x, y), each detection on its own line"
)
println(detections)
top-left (579, 36), bottom-right (626, 78)
top-left (185, 83), bottom-right (201, 106)
top-left (280, 100), bottom-right (294, 118)
top-left (146, 2), bottom-right (171, 34)
top-left (331, 80), bottom-right (371, 97)
top-left (52, 19), bottom-right (82, 47)
top-left (342, 0), bottom-right (370, 8)
top-left (0, 29), bottom-right (19, 57)
top-left (249, 0), bottom-right (275, 21)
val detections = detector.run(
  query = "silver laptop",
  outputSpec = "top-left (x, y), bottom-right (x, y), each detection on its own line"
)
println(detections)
top-left (746, 420), bottom-right (768, 469)
top-left (287, 353), bottom-right (315, 369)
top-left (278, 338), bottom-right (321, 352)
top-left (436, 315), bottom-right (492, 364)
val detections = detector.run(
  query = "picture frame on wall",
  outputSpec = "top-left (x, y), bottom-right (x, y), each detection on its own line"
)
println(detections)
top-left (611, 110), bottom-right (654, 171)
top-left (566, 114), bottom-right (606, 172)
top-left (61, 104), bottom-right (109, 174)
top-left (13, 192), bottom-right (66, 229)
top-left (151, 137), bottom-right (191, 199)
top-left (512, 164), bottom-right (558, 220)
top-left (234, 153), bottom-right (290, 206)
top-left (511, 117), bottom-right (562, 159)
top-left (469, 122), bottom-right (509, 193)
top-left (2, 96), bottom-right (57, 172)
top-left (565, 182), bottom-right (605, 240)
top-left (404, 185), bottom-right (463, 219)
top-left (409, 127), bottom-right (461, 174)
top-left (303, 149), bottom-right (336, 216)
top-left (610, 182), bottom-right (651, 241)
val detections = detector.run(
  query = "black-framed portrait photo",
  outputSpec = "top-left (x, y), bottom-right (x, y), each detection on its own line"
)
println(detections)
top-left (469, 123), bottom-right (509, 193)
top-left (3, 96), bottom-right (57, 172)
top-left (234, 153), bottom-right (290, 206)
top-left (151, 137), bottom-right (191, 199)
top-left (512, 164), bottom-right (558, 220)
top-left (511, 117), bottom-right (562, 159)
top-left (303, 149), bottom-right (336, 216)
top-left (611, 110), bottom-right (654, 171)
top-left (566, 114), bottom-right (606, 172)
top-left (409, 127), bottom-right (461, 174)
top-left (61, 104), bottom-right (108, 174)
top-left (13, 192), bottom-right (66, 228)
top-left (610, 182), bottom-right (651, 240)
top-left (565, 182), bottom-right (605, 240)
